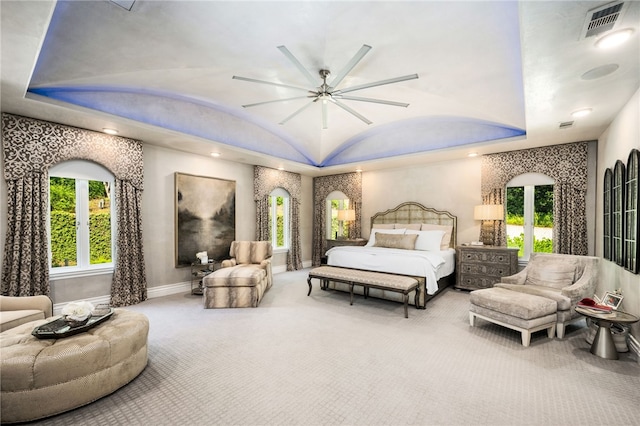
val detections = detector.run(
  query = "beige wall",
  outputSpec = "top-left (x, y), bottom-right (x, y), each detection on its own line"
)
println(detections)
top-left (596, 88), bottom-right (640, 338)
top-left (361, 156), bottom-right (483, 245)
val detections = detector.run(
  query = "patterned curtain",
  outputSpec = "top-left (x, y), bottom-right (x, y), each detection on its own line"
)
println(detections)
top-left (1, 113), bottom-right (147, 303)
top-left (253, 166), bottom-right (302, 271)
top-left (481, 141), bottom-right (590, 255)
top-left (312, 173), bottom-right (362, 266)
top-left (1, 173), bottom-right (50, 296)
top-left (480, 188), bottom-right (505, 246)
top-left (110, 180), bottom-right (147, 306)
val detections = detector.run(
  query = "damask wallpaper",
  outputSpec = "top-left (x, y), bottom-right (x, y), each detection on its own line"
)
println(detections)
top-left (481, 141), bottom-right (590, 254)
top-left (312, 172), bottom-right (362, 266)
top-left (1, 114), bottom-right (146, 305)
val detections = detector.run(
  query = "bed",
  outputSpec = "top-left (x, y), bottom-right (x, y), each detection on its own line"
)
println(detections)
top-left (326, 202), bottom-right (457, 308)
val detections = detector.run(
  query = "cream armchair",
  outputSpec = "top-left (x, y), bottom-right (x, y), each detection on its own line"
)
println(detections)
top-left (494, 253), bottom-right (599, 339)
top-left (0, 295), bottom-right (53, 332)
top-left (203, 241), bottom-right (273, 308)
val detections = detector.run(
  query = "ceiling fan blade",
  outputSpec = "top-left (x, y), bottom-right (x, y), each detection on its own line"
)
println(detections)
top-left (232, 76), bottom-right (313, 93)
top-left (333, 95), bottom-right (409, 108)
top-left (328, 44), bottom-right (372, 90)
top-left (279, 99), bottom-right (317, 125)
top-left (322, 100), bottom-right (328, 129)
top-left (334, 74), bottom-right (419, 95)
top-left (277, 46), bottom-right (319, 88)
top-left (330, 99), bottom-right (372, 125)
top-left (242, 95), bottom-right (315, 108)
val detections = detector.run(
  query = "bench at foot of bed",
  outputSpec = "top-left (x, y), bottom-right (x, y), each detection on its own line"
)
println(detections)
top-left (307, 266), bottom-right (420, 318)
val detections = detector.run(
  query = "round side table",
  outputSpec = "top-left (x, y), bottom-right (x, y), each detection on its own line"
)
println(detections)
top-left (575, 306), bottom-right (639, 360)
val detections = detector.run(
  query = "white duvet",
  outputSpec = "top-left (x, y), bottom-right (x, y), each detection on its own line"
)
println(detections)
top-left (326, 246), bottom-right (455, 295)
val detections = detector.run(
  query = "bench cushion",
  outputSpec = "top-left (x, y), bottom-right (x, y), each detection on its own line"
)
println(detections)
top-left (309, 266), bottom-right (417, 291)
top-left (470, 287), bottom-right (556, 320)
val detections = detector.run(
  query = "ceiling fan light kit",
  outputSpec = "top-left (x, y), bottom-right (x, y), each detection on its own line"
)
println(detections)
top-left (233, 44), bottom-right (418, 129)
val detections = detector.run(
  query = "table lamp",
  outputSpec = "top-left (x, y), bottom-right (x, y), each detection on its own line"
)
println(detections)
top-left (474, 204), bottom-right (504, 245)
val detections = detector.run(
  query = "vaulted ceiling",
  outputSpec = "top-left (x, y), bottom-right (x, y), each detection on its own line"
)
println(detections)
top-left (2, 1), bottom-right (638, 176)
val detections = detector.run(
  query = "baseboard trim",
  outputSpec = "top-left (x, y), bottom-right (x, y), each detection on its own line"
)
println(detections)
top-left (52, 263), bottom-right (313, 315)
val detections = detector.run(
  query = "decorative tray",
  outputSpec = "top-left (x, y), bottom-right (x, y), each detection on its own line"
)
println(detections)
top-left (32, 308), bottom-right (114, 339)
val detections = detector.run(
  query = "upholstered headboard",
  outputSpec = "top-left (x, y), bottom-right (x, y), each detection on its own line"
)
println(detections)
top-left (371, 202), bottom-right (457, 248)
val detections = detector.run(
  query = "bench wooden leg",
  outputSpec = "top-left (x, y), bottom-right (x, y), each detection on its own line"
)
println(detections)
top-left (403, 293), bottom-right (409, 318)
top-left (307, 276), bottom-right (312, 296)
top-left (349, 283), bottom-right (354, 305)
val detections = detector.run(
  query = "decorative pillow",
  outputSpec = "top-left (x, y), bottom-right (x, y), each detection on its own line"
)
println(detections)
top-left (405, 230), bottom-right (446, 251)
top-left (403, 223), bottom-right (422, 230)
top-left (366, 228), bottom-right (406, 246)
top-left (525, 261), bottom-right (577, 289)
top-left (372, 224), bottom-right (395, 229)
top-left (421, 224), bottom-right (453, 250)
top-left (374, 233), bottom-right (418, 250)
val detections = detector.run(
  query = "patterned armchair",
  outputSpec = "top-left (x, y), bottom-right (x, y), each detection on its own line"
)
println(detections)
top-left (203, 241), bottom-right (273, 308)
top-left (494, 253), bottom-right (599, 338)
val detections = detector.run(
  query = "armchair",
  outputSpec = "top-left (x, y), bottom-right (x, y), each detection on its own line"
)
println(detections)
top-left (494, 253), bottom-right (599, 338)
top-left (203, 241), bottom-right (273, 308)
top-left (0, 295), bottom-right (53, 332)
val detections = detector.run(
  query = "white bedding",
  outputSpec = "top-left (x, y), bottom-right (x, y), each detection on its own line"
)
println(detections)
top-left (326, 246), bottom-right (455, 295)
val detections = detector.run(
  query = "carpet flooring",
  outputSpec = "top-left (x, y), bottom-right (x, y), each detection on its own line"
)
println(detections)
top-left (30, 269), bottom-right (640, 425)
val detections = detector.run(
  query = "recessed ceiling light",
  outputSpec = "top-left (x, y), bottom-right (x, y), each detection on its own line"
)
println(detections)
top-left (102, 128), bottom-right (118, 135)
top-left (581, 63), bottom-right (619, 80)
top-left (595, 28), bottom-right (634, 49)
top-left (467, 152), bottom-right (479, 157)
top-left (571, 108), bottom-right (592, 118)
top-left (210, 152), bottom-right (221, 157)
top-left (277, 167), bottom-right (284, 171)
top-left (355, 168), bottom-right (363, 173)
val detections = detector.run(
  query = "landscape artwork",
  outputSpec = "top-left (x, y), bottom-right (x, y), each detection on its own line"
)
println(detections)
top-left (175, 173), bottom-right (236, 266)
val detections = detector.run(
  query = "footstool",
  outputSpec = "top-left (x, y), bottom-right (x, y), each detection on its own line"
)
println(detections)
top-left (0, 309), bottom-right (149, 423)
top-left (469, 287), bottom-right (557, 347)
top-left (203, 265), bottom-right (269, 308)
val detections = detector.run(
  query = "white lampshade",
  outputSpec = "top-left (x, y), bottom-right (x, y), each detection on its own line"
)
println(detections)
top-left (474, 204), bottom-right (504, 221)
top-left (337, 209), bottom-right (356, 221)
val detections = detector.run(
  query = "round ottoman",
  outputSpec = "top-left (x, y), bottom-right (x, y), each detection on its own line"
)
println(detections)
top-left (0, 308), bottom-right (149, 423)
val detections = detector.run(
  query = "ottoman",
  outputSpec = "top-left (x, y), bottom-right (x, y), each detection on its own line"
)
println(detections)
top-left (469, 287), bottom-right (557, 347)
top-left (0, 309), bottom-right (149, 423)
top-left (203, 265), bottom-right (269, 308)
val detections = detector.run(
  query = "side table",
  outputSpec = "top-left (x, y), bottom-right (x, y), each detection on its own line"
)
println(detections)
top-left (191, 260), bottom-right (220, 295)
top-left (575, 306), bottom-right (639, 360)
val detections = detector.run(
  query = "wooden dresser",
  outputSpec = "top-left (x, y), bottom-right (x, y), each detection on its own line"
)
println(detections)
top-left (455, 245), bottom-right (519, 291)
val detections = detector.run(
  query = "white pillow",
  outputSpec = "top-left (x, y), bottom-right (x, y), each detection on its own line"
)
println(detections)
top-left (405, 230), bottom-right (446, 251)
top-left (366, 228), bottom-right (406, 246)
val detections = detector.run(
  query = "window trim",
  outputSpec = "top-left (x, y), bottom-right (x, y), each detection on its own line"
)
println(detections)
top-left (506, 173), bottom-right (554, 261)
top-left (269, 188), bottom-right (290, 252)
top-left (49, 161), bottom-right (116, 278)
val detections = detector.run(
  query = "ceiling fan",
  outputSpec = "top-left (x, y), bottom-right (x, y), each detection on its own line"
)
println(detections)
top-left (232, 45), bottom-right (418, 129)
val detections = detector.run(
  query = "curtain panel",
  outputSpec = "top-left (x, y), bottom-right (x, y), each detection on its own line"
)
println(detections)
top-left (1, 114), bottom-right (147, 305)
top-left (480, 141), bottom-right (589, 254)
top-left (312, 172), bottom-right (362, 266)
top-left (253, 166), bottom-right (302, 271)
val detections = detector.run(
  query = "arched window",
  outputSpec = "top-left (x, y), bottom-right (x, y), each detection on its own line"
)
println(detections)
top-left (269, 187), bottom-right (290, 251)
top-left (506, 173), bottom-right (554, 260)
top-left (49, 160), bottom-right (116, 278)
top-left (325, 191), bottom-right (351, 239)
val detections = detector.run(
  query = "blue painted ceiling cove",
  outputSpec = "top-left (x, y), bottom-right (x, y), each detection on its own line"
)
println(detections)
top-left (27, 1), bottom-right (526, 168)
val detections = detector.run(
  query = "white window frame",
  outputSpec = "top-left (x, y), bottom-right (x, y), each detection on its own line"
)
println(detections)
top-left (506, 173), bottom-right (555, 262)
top-left (49, 160), bottom-right (116, 279)
top-left (325, 190), bottom-right (349, 239)
top-left (269, 188), bottom-right (290, 253)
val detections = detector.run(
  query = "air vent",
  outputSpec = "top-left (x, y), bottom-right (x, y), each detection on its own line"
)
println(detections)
top-left (581, 1), bottom-right (629, 39)
top-left (109, 0), bottom-right (136, 11)
top-left (559, 121), bottom-right (574, 130)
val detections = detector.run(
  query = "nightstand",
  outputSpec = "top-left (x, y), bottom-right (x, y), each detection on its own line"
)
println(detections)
top-left (455, 245), bottom-right (518, 291)
top-left (322, 239), bottom-right (368, 264)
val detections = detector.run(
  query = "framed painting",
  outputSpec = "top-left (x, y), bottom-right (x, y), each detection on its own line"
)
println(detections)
top-left (175, 173), bottom-right (236, 267)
